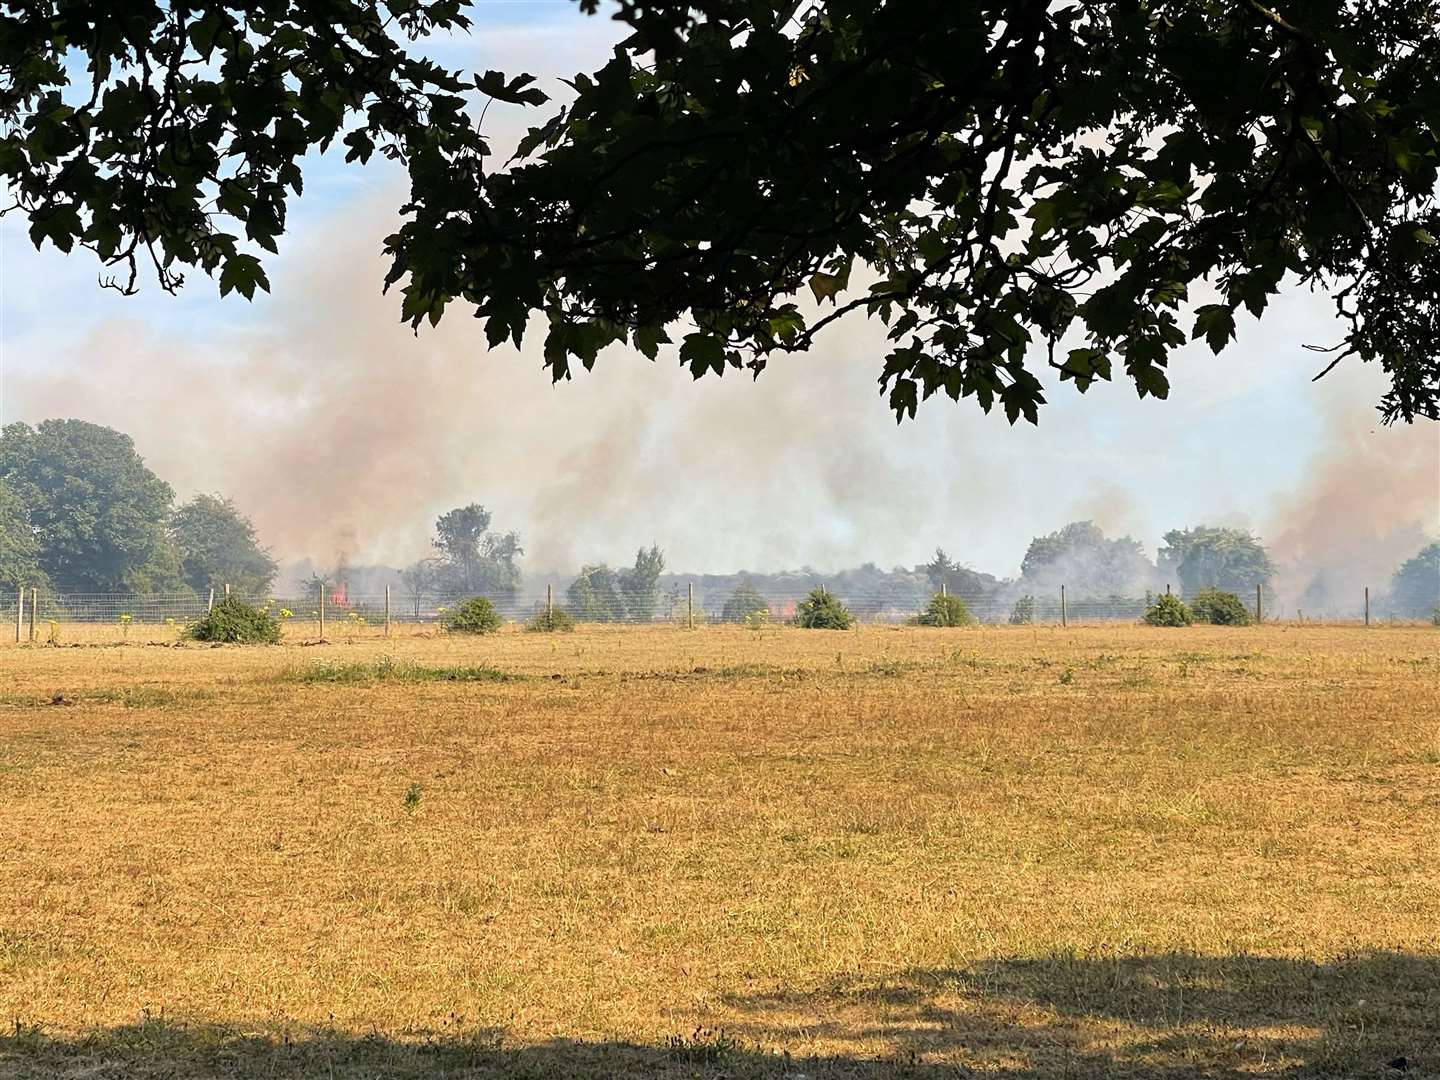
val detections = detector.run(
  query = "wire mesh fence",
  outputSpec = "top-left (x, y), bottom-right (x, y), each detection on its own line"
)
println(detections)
top-left (0, 587), bottom-right (1155, 627)
top-left (5, 580), bottom-right (1418, 641)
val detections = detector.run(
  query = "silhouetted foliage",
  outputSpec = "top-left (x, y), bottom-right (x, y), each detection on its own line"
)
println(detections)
top-left (6, 5), bottom-right (1437, 422)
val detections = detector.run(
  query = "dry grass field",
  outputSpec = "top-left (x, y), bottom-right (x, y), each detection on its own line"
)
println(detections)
top-left (0, 623), bottom-right (1437, 1079)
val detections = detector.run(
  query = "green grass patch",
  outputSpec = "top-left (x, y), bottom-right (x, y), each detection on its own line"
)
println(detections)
top-left (288, 657), bottom-right (525, 685)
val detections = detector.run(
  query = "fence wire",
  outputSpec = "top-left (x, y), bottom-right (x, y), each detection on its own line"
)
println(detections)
top-left (4, 584), bottom-right (1411, 632)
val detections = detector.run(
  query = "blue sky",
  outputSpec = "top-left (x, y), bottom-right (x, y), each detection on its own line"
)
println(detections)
top-left (1, 3), bottom-right (1435, 592)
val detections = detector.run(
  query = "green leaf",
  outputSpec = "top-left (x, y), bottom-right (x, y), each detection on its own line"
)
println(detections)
top-left (679, 333), bottom-right (726, 378)
top-left (218, 254), bottom-right (269, 300)
top-left (1192, 305), bottom-right (1236, 355)
top-left (634, 323), bottom-right (670, 360)
top-left (474, 71), bottom-right (548, 107)
top-left (808, 273), bottom-right (843, 303)
top-left (915, 230), bottom-right (946, 268)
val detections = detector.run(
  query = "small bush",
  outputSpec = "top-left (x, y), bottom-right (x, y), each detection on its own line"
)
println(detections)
top-left (1144, 593), bottom-right (1194, 627)
top-left (721, 581), bottom-right (771, 624)
top-left (441, 596), bottom-right (502, 634)
top-left (793, 588), bottom-right (853, 630)
top-left (1009, 595), bottom-right (1035, 625)
top-left (184, 596), bottom-right (282, 643)
top-left (1189, 587), bottom-right (1253, 626)
top-left (526, 606), bottom-right (576, 632)
top-left (917, 592), bottom-right (973, 626)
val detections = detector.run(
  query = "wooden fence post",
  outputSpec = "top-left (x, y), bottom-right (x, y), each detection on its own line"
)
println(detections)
top-left (1060, 585), bottom-right (1067, 628)
top-left (319, 583), bottom-right (326, 640)
top-left (224, 582), bottom-right (231, 599)
top-left (940, 582), bottom-right (947, 598)
top-left (207, 588), bottom-right (215, 612)
top-left (1364, 586), bottom-right (1370, 626)
top-left (1256, 584), bottom-right (1263, 624)
top-left (29, 588), bottom-right (36, 643)
top-left (15, 585), bottom-right (23, 643)
top-left (384, 585), bottom-right (391, 637)
top-left (547, 584), bottom-right (554, 621)
top-left (687, 582), bottom-right (695, 630)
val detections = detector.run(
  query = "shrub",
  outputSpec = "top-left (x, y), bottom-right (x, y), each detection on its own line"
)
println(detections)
top-left (441, 596), bottom-right (502, 634)
top-left (917, 592), bottom-right (973, 626)
top-left (184, 596), bottom-right (282, 643)
top-left (721, 580), bottom-right (771, 624)
top-left (1009, 594), bottom-right (1035, 625)
top-left (1143, 593), bottom-right (1194, 627)
top-left (526, 606), bottom-right (576, 632)
top-left (1189, 587), bottom-right (1253, 626)
top-left (793, 588), bottom-right (853, 630)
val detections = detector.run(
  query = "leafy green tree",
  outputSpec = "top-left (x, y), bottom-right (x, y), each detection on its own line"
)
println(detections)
top-left (922, 548), bottom-right (998, 601)
top-left (721, 579), bottom-right (770, 624)
top-left (7, 4), bottom-right (1437, 423)
top-left (1160, 526), bottom-right (1275, 597)
top-left (400, 557), bottom-right (442, 616)
top-left (0, 479), bottom-right (47, 593)
top-left (0, 420), bottom-right (181, 592)
top-left (1021, 521), bottom-right (1156, 597)
top-left (567, 564), bottom-right (624, 622)
top-left (1387, 542), bottom-right (1440, 618)
top-left (432, 504), bottom-right (522, 598)
top-left (170, 494), bottom-right (277, 597)
top-left (618, 544), bottom-right (665, 621)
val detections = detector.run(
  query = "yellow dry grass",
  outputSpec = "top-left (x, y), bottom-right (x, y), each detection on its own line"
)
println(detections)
top-left (0, 624), bottom-right (1437, 1078)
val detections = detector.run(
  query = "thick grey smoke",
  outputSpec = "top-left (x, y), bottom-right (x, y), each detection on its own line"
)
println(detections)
top-left (1266, 382), bottom-right (1438, 614)
top-left (6, 200), bottom-right (1436, 598)
top-left (5, 197), bottom-right (1011, 575)
top-left (3, 8), bottom-right (1435, 588)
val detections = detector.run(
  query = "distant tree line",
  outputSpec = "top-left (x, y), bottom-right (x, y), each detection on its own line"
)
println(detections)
top-left (1, 419), bottom-right (1435, 621)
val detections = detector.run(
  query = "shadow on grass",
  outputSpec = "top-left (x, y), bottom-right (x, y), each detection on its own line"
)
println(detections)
top-left (3, 951), bottom-right (1436, 1078)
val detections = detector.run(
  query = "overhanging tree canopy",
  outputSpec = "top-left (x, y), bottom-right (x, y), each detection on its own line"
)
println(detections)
top-left (3, 1), bottom-right (1436, 423)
